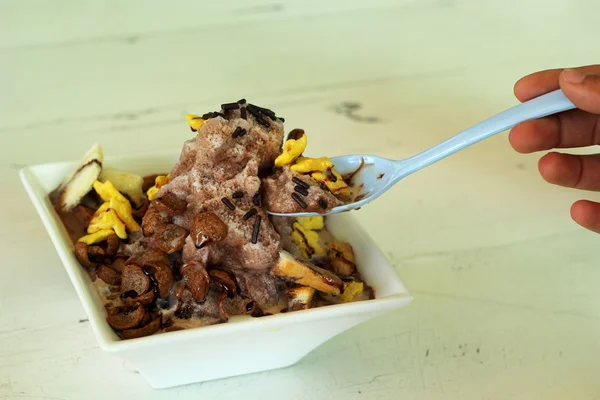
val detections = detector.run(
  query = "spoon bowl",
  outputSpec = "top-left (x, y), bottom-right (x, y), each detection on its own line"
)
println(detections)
top-left (266, 89), bottom-right (576, 218)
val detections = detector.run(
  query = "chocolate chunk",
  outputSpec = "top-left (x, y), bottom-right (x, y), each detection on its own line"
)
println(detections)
top-left (190, 212), bottom-right (228, 248)
top-left (120, 317), bottom-right (161, 339)
top-left (154, 224), bottom-right (188, 254)
top-left (132, 197), bottom-right (150, 220)
top-left (181, 260), bottom-right (210, 302)
top-left (87, 245), bottom-right (105, 261)
top-left (141, 206), bottom-right (168, 237)
top-left (142, 248), bottom-right (170, 268)
top-left (105, 234), bottom-right (121, 258)
top-left (106, 305), bottom-right (145, 331)
top-left (74, 242), bottom-right (97, 269)
top-left (232, 191), bottom-right (244, 199)
top-left (209, 269), bottom-right (238, 298)
top-left (110, 257), bottom-right (126, 273)
top-left (97, 265), bottom-right (121, 286)
top-left (287, 128), bottom-right (305, 141)
top-left (121, 264), bottom-right (151, 297)
top-left (153, 192), bottom-right (187, 216)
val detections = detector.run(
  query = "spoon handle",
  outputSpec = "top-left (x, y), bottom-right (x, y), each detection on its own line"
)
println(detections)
top-left (394, 89), bottom-right (576, 179)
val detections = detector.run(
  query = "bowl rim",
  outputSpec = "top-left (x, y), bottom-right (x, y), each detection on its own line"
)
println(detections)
top-left (19, 154), bottom-right (412, 353)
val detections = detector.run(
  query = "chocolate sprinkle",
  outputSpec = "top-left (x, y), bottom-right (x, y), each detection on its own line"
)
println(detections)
top-left (291, 193), bottom-right (308, 209)
top-left (251, 215), bottom-right (262, 244)
top-left (237, 98), bottom-right (247, 104)
top-left (232, 191), bottom-right (244, 199)
top-left (252, 192), bottom-right (262, 207)
top-left (238, 127), bottom-right (247, 137)
top-left (240, 107), bottom-right (247, 119)
top-left (232, 126), bottom-right (244, 138)
top-left (246, 301), bottom-right (255, 312)
top-left (279, 117), bottom-right (285, 122)
top-left (318, 199), bottom-right (328, 209)
top-left (221, 197), bottom-right (236, 210)
top-left (246, 106), bottom-right (270, 127)
top-left (202, 112), bottom-right (220, 119)
top-left (292, 177), bottom-right (309, 189)
top-left (243, 208), bottom-right (257, 220)
top-left (221, 102), bottom-right (240, 111)
top-left (294, 185), bottom-right (309, 196)
top-left (248, 104), bottom-right (276, 119)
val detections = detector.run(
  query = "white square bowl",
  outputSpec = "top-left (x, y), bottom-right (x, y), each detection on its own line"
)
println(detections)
top-left (19, 150), bottom-right (412, 389)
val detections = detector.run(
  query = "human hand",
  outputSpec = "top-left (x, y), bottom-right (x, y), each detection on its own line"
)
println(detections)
top-left (509, 65), bottom-right (600, 234)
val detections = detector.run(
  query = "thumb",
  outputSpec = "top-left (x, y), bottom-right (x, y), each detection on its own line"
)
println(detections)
top-left (559, 68), bottom-right (600, 114)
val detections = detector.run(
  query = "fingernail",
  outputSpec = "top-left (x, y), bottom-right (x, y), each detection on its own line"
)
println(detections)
top-left (562, 68), bottom-right (586, 83)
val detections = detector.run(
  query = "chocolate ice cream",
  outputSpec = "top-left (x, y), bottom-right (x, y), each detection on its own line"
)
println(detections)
top-left (53, 99), bottom-right (373, 340)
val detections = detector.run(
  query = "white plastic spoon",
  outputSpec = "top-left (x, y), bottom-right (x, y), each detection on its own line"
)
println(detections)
top-left (267, 89), bottom-right (575, 217)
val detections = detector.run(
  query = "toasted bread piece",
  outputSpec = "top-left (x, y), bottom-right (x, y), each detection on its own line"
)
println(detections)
top-left (273, 250), bottom-right (343, 295)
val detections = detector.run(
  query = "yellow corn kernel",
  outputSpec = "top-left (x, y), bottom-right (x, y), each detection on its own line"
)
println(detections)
top-left (78, 229), bottom-right (115, 245)
top-left (186, 114), bottom-right (206, 132)
top-left (93, 180), bottom-right (128, 204)
top-left (290, 157), bottom-right (334, 174)
top-left (311, 170), bottom-right (351, 195)
top-left (88, 209), bottom-right (127, 239)
top-left (293, 222), bottom-right (325, 256)
top-left (155, 174), bottom-right (170, 187)
top-left (110, 196), bottom-right (140, 232)
top-left (291, 229), bottom-right (310, 259)
top-left (296, 216), bottom-right (324, 231)
top-left (94, 202), bottom-right (110, 215)
top-left (146, 174), bottom-right (170, 201)
top-left (274, 134), bottom-right (307, 167)
top-left (340, 281), bottom-right (364, 302)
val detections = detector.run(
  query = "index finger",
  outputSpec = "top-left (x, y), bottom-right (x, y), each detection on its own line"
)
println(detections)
top-left (514, 65), bottom-right (600, 102)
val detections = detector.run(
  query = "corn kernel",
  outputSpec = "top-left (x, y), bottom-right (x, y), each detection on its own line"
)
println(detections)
top-left (291, 230), bottom-right (310, 259)
top-left (311, 170), bottom-right (351, 195)
top-left (110, 196), bottom-right (140, 232)
top-left (77, 229), bottom-right (115, 245)
top-left (93, 180), bottom-right (128, 204)
top-left (296, 216), bottom-right (324, 231)
top-left (340, 281), bottom-right (364, 302)
top-left (290, 157), bottom-right (334, 173)
top-left (146, 174), bottom-right (170, 201)
top-left (88, 209), bottom-right (127, 239)
top-left (186, 114), bottom-right (206, 132)
top-left (293, 222), bottom-right (325, 256)
top-left (274, 134), bottom-right (307, 167)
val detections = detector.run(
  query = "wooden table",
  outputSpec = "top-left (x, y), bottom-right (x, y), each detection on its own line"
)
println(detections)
top-left (2, 1), bottom-right (600, 398)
